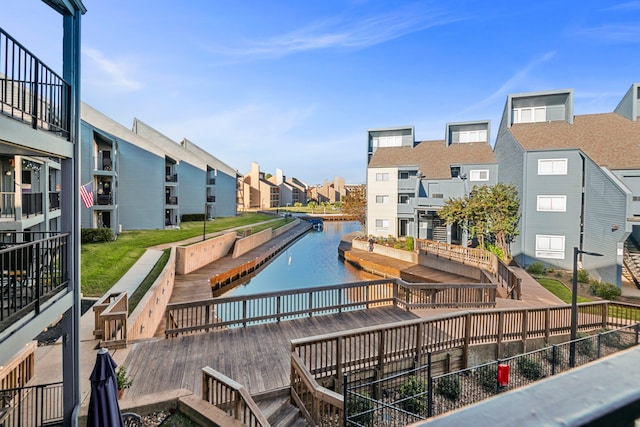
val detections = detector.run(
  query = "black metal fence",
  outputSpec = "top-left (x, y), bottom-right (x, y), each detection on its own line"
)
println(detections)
top-left (0, 27), bottom-right (70, 138)
top-left (0, 382), bottom-right (63, 426)
top-left (0, 233), bottom-right (69, 330)
top-left (344, 324), bottom-right (640, 426)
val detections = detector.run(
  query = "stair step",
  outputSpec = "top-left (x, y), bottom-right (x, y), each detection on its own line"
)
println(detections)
top-left (269, 404), bottom-right (303, 427)
top-left (254, 392), bottom-right (308, 427)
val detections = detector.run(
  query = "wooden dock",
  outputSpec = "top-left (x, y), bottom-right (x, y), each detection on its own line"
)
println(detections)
top-left (125, 306), bottom-right (418, 398)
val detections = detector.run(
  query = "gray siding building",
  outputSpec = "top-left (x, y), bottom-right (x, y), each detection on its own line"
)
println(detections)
top-left (494, 84), bottom-right (640, 286)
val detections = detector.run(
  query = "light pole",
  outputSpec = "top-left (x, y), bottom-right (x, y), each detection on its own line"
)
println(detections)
top-left (570, 246), bottom-right (603, 367)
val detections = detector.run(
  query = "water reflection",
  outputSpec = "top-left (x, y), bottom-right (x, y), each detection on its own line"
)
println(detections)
top-left (224, 221), bottom-right (376, 297)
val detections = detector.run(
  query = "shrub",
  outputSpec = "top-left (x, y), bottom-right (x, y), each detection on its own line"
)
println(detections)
top-left (81, 228), bottom-right (113, 243)
top-left (485, 243), bottom-right (504, 261)
top-left (400, 376), bottom-right (428, 413)
top-left (346, 392), bottom-right (374, 426)
top-left (577, 269), bottom-right (590, 283)
top-left (181, 213), bottom-right (205, 222)
top-left (526, 262), bottom-right (546, 275)
top-left (405, 236), bottom-right (415, 251)
top-left (434, 375), bottom-right (460, 402)
top-left (600, 330), bottom-right (626, 349)
top-left (517, 357), bottom-right (544, 380)
top-left (588, 281), bottom-right (621, 300)
top-left (544, 346), bottom-right (564, 366)
top-left (475, 365), bottom-right (497, 393)
top-left (576, 332), bottom-right (595, 357)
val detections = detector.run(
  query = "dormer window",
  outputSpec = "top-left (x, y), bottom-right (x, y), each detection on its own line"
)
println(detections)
top-left (513, 106), bottom-right (546, 123)
top-left (458, 130), bottom-right (487, 143)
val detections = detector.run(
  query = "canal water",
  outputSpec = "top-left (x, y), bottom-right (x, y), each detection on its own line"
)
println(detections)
top-left (224, 221), bottom-right (374, 297)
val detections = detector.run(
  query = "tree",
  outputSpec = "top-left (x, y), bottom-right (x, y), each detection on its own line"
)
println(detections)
top-left (438, 183), bottom-right (520, 259)
top-left (341, 184), bottom-right (366, 230)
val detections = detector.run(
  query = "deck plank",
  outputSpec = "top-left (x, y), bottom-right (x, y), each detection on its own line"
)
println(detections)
top-left (124, 306), bottom-right (418, 398)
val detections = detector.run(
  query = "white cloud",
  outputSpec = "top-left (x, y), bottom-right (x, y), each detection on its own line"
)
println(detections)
top-left (604, 1), bottom-right (640, 11)
top-left (207, 4), bottom-right (461, 59)
top-left (83, 47), bottom-right (143, 92)
top-left (573, 24), bottom-right (640, 43)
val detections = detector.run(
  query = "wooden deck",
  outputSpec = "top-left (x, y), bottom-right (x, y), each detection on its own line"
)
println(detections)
top-left (124, 306), bottom-right (418, 398)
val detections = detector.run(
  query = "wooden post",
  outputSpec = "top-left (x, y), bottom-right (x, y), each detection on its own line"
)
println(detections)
top-left (521, 309), bottom-right (528, 353)
top-left (463, 313), bottom-right (472, 368)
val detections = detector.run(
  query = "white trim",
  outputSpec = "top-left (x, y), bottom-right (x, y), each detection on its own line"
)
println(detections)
top-left (535, 234), bottom-right (565, 259)
top-left (538, 158), bottom-right (568, 175)
top-left (537, 195), bottom-right (567, 212)
top-left (470, 169), bottom-right (489, 181)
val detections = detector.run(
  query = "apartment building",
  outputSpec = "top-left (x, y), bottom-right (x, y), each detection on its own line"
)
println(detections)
top-left (309, 176), bottom-right (346, 204)
top-left (242, 161), bottom-right (280, 209)
top-left (366, 122), bottom-right (497, 243)
top-left (80, 105), bottom-right (238, 234)
top-left (0, 1), bottom-right (86, 423)
top-left (268, 168), bottom-right (309, 207)
top-left (494, 84), bottom-right (640, 285)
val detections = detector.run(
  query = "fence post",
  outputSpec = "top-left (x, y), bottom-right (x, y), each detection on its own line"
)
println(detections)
top-left (343, 373), bottom-right (349, 426)
top-left (427, 352), bottom-right (433, 418)
top-left (636, 323), bottom-right (639, 345)
top-left (597, 333), bottom-right (602, 359)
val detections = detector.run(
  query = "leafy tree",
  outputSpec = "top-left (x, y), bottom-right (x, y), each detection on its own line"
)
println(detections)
top-left (438, 183), bottom-right (520, 259)
top-left (342, 184), bottom-right (366, 230)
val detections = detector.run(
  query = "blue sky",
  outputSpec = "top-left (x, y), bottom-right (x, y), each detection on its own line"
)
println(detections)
top-left (4, 1), bottom-right (640, 184)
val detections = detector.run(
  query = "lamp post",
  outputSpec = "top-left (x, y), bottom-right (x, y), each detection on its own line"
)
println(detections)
top-left (570, 246), bottom-right (603, 367)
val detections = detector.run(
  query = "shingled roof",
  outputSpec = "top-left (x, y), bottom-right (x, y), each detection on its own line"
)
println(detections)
top-left (368, 140), bottom-right (496, 179)
top-left (509, 113), bottom-right (640, 169)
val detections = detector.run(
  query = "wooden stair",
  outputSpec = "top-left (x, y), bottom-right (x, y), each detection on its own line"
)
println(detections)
top-left (623, 237), bottom-right (640, 288)
top-left (254, 389), bottom-right (307, 427)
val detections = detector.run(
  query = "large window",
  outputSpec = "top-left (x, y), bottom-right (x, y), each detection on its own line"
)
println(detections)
top-left (376, 195), bottom-right (389, 204)
top-left (399, 194), bottom-right (411, 204)
top-left (376, 173), bottom-right (390, 181)
top-left (538, 159), bottom-right (568, 175)
top-left (375, 219), bottom-right (389, 230)
top-left (514, 106), bottom-right (546, 123)
top-left (372, 135), bottom-right (403, 148)
top-left (470, 170), bottom-right (489, 181)
top-left (535, 235), bottom-right (565, 259)
top-left (537, 195), bottom-right (566, 212)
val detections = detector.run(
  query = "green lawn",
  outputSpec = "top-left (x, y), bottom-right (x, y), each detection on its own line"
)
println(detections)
top-left (536, 277), bottom-right (591, 304)
top-left (81, 213), bottom-right (278, 297)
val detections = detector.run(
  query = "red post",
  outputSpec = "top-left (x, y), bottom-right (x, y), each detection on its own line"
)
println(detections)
top-left (497, 363), bottom-right (510, 386)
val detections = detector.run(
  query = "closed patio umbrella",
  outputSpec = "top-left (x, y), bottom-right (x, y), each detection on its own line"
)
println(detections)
top-left (87, 348), bottom-right (124, 427)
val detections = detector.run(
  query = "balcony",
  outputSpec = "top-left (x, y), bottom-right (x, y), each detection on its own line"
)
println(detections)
top-left (96, 194), bottom-right (113, 206)
top-left (166, 196), bottom-right (178, 206)
top-left (207, 196), bottom-right (216, 203)
top-left (208, 178), bottom-right (216, 185)
top-left (0, 28), bottom-right (70, 139)
top-left (93, 155), bottom-right (113, 172)
top-left (0, 232), bottom-right (69, 332)
top-left (166, 174), bottom-right (178, 183)
top-left (48, 191), bottom-right (60, 211)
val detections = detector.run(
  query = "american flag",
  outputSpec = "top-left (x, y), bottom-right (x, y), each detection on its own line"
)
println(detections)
top-left (80, 181), bottom-right (94, 208)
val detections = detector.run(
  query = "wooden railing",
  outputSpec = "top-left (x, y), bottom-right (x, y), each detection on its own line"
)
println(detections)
top-left (0, 341), bottom-right (35, 391)
top-left (201, 366), bottom-right (271, 427)
top-left (93, 292), bottom-right (128, 349)
top-left (416, 238), bottom-right (521, 299)
top-left (291, 353), bottom-right (342, 427)
top-left (165, 279), bottom-right (496, 337)
top-left (290, 301), bottom-right (640, 426)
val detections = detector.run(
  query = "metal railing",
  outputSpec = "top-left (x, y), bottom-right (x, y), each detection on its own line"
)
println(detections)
top-left (21, 192), bottom-right (43, 218)
top-left (201, 366), bottom-right (270, 427)
top-left (0, 192), bottom-right (15, 218)
top-left (343, 325), bottom-right (640, 425)
top-left (0, 233), bottom-right (69, 331)
top-left (0, 27), bottom-right (70, 138)
top-left (48, 191), bottom-right (60, 211)
top-left (0, 382), bottom-right (63, 426)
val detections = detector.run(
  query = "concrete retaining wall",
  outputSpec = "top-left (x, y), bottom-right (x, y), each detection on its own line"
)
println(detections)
top-left (352, 239), bottom-right (418, 263)
top-left (127, 247), bottom-right (176, 341)
top-left (232, 228), bottom-right (273, 258)
top-left (418, 252), bottom-right (483, 281)
top-left (175, 232), bottom-right (237, 275)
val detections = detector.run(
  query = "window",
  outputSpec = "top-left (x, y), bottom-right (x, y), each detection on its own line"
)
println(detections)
top-left (458, 130), bottom-right (487, 143)
top-left (470, 170), bottom-right (489, 181)
top-left (535, 235), bottom-right (565, 259)
top-left (398, 171), bottom-right (417, 180)
top-left (376, 195), bottom-right (389, 203)
top-left (513, 106), bottom-right (546, 123)
top-left (399, 194), bottom-right (411, 204)
top-left (538, 159), bottom-right (568, 175)
top-left (372, 135), bottom-right (403, 148)
top-left (537, 195), bottom-right (566, 212)
top-left (376, 173), bottom-right (389, 181)
top-left (450, 167), bottom-right (460, 178)
top-left (375, 219), bottom-right (389, 230)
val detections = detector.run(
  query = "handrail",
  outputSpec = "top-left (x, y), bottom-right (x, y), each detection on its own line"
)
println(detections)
top-left (0, 27), bottom-right (71, 138)
top-left (290, 353), bottom-right (343, 426)
top-left (202, 366), bottom-right (271, 427)
top-left (96, 292), bottom-right (128, 349)
top-left (165, 279), bottom-right (496, 337)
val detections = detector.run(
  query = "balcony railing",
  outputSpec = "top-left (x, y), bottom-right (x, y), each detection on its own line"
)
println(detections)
top-left (48, 191), bottom-right (60, 211)
top-left (0, 192), bottom-right (15, 218)
top-left (0, 232), bottom-right (69, 331)
top-left (166, 196), bottom-right (178, 205)
top-left (207, 196), bottom-right (216, 203)
top-left (21, 192), bottom-right (43, 218)
top-left (0, 27), bottom-right (70, 138)
top-left (208, 178), bottom-right (216, 185)
top-left (93, 155), bottom-right (113, 171)
top-left (0, 382), bottom-right (63, 426)
top-left (166, 174), bottom-right (177, 182)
